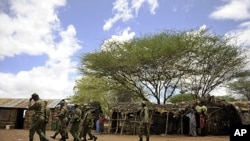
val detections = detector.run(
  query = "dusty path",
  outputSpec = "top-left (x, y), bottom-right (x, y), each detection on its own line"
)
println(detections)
top-left (0, 129), bottom-right (229, 141)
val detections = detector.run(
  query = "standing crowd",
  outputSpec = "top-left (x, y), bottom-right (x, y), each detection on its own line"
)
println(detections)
top-left (186, 100), bottom-right (208, 137)
top-left (27, 93), bottom-right (99, 141)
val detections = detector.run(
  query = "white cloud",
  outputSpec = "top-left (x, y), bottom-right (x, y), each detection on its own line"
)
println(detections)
top-left (103, 0), bottom-right (159, 31)
top-left (0, 0), bottom-right (82, 99)
top-left (210, 87), bottom-right (228, 96)
top-left (210, 0), bottom-right (250, 21)
top-left (225, 21), bottom-right (250, 47)
top-left (0, 0), bottom-right (66, 60)
top-left (209, 0), bottom-right (250, 65)
top-left (132, 0), bottom-right (158, 15)
top-left (101, 27), bottom-right (135, 50)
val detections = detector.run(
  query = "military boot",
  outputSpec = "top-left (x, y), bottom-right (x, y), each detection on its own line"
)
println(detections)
top-left (50, 135), bottom-right (56, 139)
top-left (65, 132), bottom-right (69, 139)
top-left (138, 137), bottom-right (143, 141)
top-left (59, 136), bottom-right (66, 141)
top-left (42, 137), bottom-right (50, 141)
top-left (93, 136), bottom-right (97, 141)
top-left (146, 137), bottom-right (149, 141)
top-left (59, 139), bottom-right (66, 141)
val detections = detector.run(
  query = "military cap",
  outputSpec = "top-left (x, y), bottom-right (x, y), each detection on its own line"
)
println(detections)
top-left (31, 93), bottom-right (39, 99)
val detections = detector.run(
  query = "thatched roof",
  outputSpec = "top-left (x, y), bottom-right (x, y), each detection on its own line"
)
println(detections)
top-left (110, 98), bottom-right (250, 124)
top-left (230, 101), bottom-right (250, 112)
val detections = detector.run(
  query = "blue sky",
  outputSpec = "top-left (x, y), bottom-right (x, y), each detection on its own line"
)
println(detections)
top-left (0, 0), bottom-right (250, 99)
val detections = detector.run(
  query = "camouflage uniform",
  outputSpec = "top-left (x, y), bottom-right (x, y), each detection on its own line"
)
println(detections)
top-left (81, 109), bottom-right (97, 141)
top-left (28, 93), bottom-right (49, 141)
top-left (56, 102), bottom-right (68, 141)
top-left (138, 102), bottom-right (150, 141)
top-left (70, 104), bottom-right (82, 141)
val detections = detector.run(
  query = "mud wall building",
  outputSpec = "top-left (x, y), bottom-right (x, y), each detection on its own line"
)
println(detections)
top-left (0, 98), bottom-right (63, 129)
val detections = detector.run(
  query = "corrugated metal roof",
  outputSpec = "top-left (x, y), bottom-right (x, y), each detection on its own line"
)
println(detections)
top-left (0, 98), bottom-right (63, 109)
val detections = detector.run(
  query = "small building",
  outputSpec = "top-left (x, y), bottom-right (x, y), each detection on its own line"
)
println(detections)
top-left (0, 98), bottom-right (63, 129)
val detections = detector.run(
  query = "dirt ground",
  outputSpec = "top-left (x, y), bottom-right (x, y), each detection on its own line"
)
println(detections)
top-left (0, 129), bottom-right (229, 141)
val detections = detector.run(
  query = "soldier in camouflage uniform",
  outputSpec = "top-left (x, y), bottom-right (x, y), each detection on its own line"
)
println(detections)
top-left (28, 93), bottom-right (50, 141)
top-left (70, 104), bottom-right (82, 141)
top-left (138, 101), bottom-right (150, 141)
top-left (81, 106), bottom-right (97, 141)
top-left (52, 101), bottom-right (68, 141)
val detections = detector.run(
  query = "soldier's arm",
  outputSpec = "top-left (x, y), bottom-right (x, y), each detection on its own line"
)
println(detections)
top-left (28, 101), bottom-right (38, 110)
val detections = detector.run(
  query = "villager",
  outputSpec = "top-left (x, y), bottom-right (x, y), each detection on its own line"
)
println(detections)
top-left (195, 100), bottom-right (207, 136)
top-left (199, 110), bottom-right (207, 136)
top-left (186, 109), bottom-right (197, 136)
top-left (98, 114), bottom-right (105, 133)
top-left (28, 93), bottom-right (50, 141)
top-left (52, 100), bottom-right (68, 141)
top-left (138, 101), bottom-right (150, 141)
top-left (70, 104), bottom-right (82, 141)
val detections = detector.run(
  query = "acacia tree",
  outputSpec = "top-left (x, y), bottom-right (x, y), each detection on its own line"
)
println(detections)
top-left (81, 31), bottom-right (193, 104)
top-left (180, 30), bottom-right (246, 99)
top-left (79, 29), bottom-right (246, 104)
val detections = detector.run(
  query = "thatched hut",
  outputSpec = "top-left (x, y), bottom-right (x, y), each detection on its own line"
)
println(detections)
top-left (107, 98), bottom-right (250, 136)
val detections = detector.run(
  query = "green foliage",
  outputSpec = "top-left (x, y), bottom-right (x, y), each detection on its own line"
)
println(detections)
top-left (77, 28), bottom-right (247, 105)
top-left (227, 78), bottom-right (250, 100)
top-left (72, 75), bottom-right (139, 114)
top-left (169, 93), bottom-right (195, 103)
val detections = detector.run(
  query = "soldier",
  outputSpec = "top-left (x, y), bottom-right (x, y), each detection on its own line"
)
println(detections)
top-left (52, 101), bottom-right (68, 141)
top-left (138, 101), bottom-right (150, 141)
top-left (28, 93), bottom-right (50, 141)
top-left (70, 104), bottom-right (82, 141)
top-left (81, 105), bottom-right (97, 141)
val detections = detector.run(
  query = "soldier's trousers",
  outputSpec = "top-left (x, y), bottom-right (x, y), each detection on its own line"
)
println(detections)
top-left (29, 114), bottom-right (48, 141)
top-left (138, 123), bottom-right (150, 140)
top-left (70, 121), bottom-right (81, 141)
top-left (58, 118), bottom-right (68, 139)
top-left (80, 125), bottom-right (95, 140)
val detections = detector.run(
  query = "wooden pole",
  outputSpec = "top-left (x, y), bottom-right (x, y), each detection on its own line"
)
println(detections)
top-left (115, 111), bottom-right (119, 134)
top-left (120, 114), bottom-right (126, 134)
top-left (181, 115), bottom-right (183, 134)
top-left (165, 112), bottom-right (169, 135)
